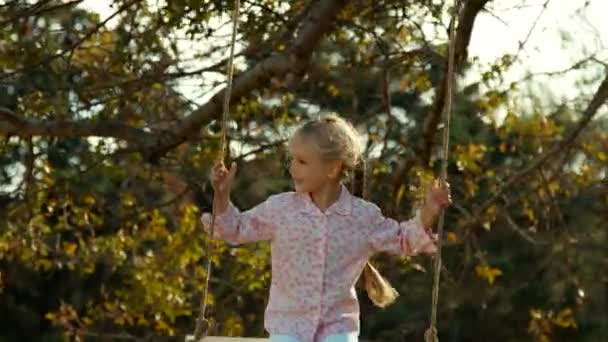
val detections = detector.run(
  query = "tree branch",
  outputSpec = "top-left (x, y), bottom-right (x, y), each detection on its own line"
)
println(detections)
top-left (0, 106), bottom-right (26, 128)
top-left (469, 73), bottom-right (608, 225)
top-left (0, 0), bottom-right (141, 81)
top-left (0, 0), bottom-right (349, 160)
top-left (149, 0), bottom-right (351, 160)
top-left (420, 0), bottom-right (489, 164)
top-left (390, 0), bottom-right (488, 202)
top-left (501, 209), bottom-right (548, 245)
top-left (0, 0), bottom-right (84, 26)
top-left (0, 106), bottom-right (152, 147)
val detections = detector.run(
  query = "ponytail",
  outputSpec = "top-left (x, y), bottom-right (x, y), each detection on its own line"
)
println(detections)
top-left (351, 159), bottom-right (399, 307)
top-left (362, 262), bottom-right (399, 308)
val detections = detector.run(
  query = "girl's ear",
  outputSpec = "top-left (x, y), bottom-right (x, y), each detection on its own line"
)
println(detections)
top-left (327, 160), bottom-right (343, 180)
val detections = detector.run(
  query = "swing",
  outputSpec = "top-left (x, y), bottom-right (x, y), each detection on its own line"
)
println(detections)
top-left (188, 0), bottom-right (251, 341)
top-left (187, 0), bottom-right (460, 340)
top-left (423, 0), bottom-right (460, 340)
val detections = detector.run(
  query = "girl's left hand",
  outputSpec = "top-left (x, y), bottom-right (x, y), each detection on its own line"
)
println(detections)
top-left (424, 178), bottom-right (452, 214)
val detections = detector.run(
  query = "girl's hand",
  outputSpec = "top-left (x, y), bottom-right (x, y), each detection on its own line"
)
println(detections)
top-left (210, 160), bottom-right (237, 198)
top-left (425, 178), bottom-right (452, 212)
top-left (420, 178), bottom-right (452, 229)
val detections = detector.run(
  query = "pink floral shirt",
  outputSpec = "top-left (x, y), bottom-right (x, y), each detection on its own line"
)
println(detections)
top-left (201, 185), bottom-right (436, 342)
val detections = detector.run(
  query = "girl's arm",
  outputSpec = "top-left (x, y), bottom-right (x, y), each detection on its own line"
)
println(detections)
top-left (368, 178), bottom-right (450, 255)
top-left (201, 194), bottom-right (281, 245)
top-left (368, 206), bottom-right (437, 256)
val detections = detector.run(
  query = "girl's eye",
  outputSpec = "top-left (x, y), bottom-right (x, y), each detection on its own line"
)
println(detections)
top-left (285, 154), bottom-right (306, 165)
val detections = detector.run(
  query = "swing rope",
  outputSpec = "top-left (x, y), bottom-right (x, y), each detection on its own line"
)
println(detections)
top-left (193, 0), bottom-right (241, 340)
top-left (424, 1), bottom-right (461, 341)
top-left (192, 0), bottom-right (459, 339)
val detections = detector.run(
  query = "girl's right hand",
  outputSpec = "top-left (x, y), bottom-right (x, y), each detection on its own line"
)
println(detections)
top-left (210, 160), bottom-right (237, 197)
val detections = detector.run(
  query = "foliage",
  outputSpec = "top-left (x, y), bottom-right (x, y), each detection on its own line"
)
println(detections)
top-left (0, 0), bottom-right (606, 341)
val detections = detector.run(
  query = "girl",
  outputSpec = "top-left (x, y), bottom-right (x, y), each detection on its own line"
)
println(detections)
top-left (202, 114), bottom-right (451, 342)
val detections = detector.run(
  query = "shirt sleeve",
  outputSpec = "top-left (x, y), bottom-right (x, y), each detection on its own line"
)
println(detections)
top-left (368, 206), bottom-right (437, 256)
top-left (200, 194), bottom-right (280, 245)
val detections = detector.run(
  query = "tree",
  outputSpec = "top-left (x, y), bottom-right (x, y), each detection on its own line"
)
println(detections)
top-left (0, 0), bottom-right (606, 340)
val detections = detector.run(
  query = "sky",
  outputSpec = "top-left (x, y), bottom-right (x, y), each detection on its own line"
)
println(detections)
top-left (472, 0), bottom-right (607, 71)
top-left (81, 0), bottom-right (608, 96)
top-left (79, 0), bottom-right (608, 114)
top-left (468, 0), bottom-right (607, 100)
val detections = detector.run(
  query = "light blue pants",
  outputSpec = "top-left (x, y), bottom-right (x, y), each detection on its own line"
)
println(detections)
top-left (270, 333), bottom-right (357, 342)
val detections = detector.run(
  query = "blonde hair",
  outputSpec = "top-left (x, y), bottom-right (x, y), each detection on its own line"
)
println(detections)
top-left (292, 113), bottom-right (399, 308)
top-left (292, 113), bottom-right (362, 180)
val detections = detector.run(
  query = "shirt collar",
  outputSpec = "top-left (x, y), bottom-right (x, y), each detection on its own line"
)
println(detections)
top-left (298, 184), bottom-right (353, 216)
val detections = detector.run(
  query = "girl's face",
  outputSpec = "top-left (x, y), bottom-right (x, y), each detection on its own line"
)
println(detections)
top-left (288, 134), bottom-right (341, 193)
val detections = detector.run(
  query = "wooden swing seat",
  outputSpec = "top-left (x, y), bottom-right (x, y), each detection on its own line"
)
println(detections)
top-left (203, 338), bottom-right (268, 341)
top-left (186, 336), bottom-right (269, 341)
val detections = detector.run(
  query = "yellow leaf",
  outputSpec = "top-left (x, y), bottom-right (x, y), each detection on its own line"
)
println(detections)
top-left (525, 208), bottom-right (535, 222)
top-left (84, 264), bottom-right (95, 274)
top-left (327, 84), bottom-right (340, 97)
top-left (486, 205), bottom-right (497, 217)
top-left (63, 242), bottom-right (77, 256)
top-left (249, 100), bottom-right (259, 111)
top-left (155, 318), bottom-right (171, 333)
top-left (45, 312), bottom-right (56, 321)
top-left (487, 92), bottom-right (504, 109)
top-left (529, 308), bottom-right (543, 320)
top-left (398, 26), bottom-right (411, 42)
top-left (413, 74), bottom-right (431, 91)
top-left (38, 259), bottom-right (53, 271)
top-left (395, 184), bottom-right (406, 207)
top-left (464, 178), bottom-right (479, 198)
top-left (597, 151), bottom-right (607, 161)
top-left (137, 316), bottom-right (149, 325)
top-left (399, 79), bottom-right (409, 90)
top-left (121, 193), bottom-right (136, 207)
top-left (548, 181), bottom-right (559, 195)
top-left (101, 31), bottom-right (113, 44)
top-left (553, 307), bottom-right (577, 329)
top-left (475, 264), bottom-right (502, 285)
top-left (447, 232), bottom-right (457, 242)
top-left (82, 194), bottom-right (96, 206)
top-left (42, 161), bottom-right (52, 173)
